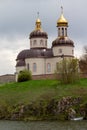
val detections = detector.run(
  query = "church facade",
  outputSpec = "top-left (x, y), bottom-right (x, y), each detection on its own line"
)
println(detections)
top-left (15, 9), bottom-right (74, 81)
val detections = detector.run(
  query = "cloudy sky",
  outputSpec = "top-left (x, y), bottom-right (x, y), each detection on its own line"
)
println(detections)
top-left (0, 0), bottom-right (87, 75)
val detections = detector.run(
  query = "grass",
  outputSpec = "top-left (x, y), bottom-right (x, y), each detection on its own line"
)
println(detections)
top-left (0, 78), bottom-right (87, 106)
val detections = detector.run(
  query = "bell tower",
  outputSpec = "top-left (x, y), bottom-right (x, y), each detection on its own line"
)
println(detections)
top-left (52, 7), bottom-right (74, 57)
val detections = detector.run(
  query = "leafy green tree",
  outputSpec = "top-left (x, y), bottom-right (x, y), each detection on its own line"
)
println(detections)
top-left (56, 58), bottom-right (79, 84)
top-left (18, 69), bottom-right (32, 82)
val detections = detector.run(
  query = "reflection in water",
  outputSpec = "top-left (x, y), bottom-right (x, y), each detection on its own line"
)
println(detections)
top-left (0, 120), bottom-right (87, 130)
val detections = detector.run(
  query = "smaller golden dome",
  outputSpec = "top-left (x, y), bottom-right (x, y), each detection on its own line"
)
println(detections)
top-left (35, 12), bottom-right (42, 31)
top-left (36, 18), bottom-right (41, 23)
top-left (35, 18), bottom-right (42, 31)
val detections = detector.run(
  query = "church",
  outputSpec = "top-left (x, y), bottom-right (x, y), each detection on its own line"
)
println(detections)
top-left (15, 8), bottom-right (74, 81)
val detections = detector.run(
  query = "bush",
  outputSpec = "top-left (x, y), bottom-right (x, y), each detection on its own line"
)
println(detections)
top-left (56, 58), bottom-right (79, 84)
top-left (18, 70), bottom-right (32, 82)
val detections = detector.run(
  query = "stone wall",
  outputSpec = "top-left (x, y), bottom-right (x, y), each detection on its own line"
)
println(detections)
top-left (80, 73), bottom-right (87, 78)
top-left (0, 74), bottom-right (15, 83)
top-left (32, 74), bottom-right (58, 80)
top-left (0, 73), bottom-right (87, 83)
top-left (32, 73), bottom-right (87, 80)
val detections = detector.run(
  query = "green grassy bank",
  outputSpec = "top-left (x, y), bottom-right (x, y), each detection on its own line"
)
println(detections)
top-left (0, 78), bottom-right (87, 105)
top-left (0, 78), bottom-right (87, 120)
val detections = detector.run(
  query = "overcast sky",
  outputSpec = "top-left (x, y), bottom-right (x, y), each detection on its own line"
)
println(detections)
top-left (0, 0), bottom-right (87, 75)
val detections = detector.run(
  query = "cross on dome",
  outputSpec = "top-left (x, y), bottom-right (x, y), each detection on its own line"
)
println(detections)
top-left (61, 6), bottom-right (63, 14)
top-left (37, 12), bottom-right (40, 18)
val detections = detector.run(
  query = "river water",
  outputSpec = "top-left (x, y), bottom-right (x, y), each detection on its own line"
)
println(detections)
top-left (0, 120), bottom-right (87, 130)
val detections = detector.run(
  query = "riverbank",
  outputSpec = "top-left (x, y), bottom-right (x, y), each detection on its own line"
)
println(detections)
top-left (0, 78), bottom-right (87, 121)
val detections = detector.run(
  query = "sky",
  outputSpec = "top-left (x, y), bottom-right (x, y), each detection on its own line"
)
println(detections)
top-left (0, 0), bottom-right (87, 75)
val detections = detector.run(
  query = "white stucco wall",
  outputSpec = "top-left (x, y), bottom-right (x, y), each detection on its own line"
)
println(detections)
top-left (15, 66), bottom-right (25, 81)
top-left (30, 38), bottom-right (47, 49)
top-left (16, 66), bottom-right (25, 73)
top-left (25, 58), bottom-right (45, 75)
top-left (53, 46), bottom-right (74, 57)
top-left (25, 57), bottom-right (62, 75)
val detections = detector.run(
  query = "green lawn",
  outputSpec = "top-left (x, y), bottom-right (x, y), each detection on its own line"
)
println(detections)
top-left (0, 78), bottom-right (87, 106)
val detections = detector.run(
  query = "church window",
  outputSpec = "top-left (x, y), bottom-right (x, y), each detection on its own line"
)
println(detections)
top-left (33, 40), bottom-right (37, 45)
top-left (72, 50), bottom-right (74, 54)
top-left (56, 62), bottom-right (59, 70)
top-left (30, 41), bottom-right (32, 46)
top-left (62, 28), bottom-right (64, 36)
top-left (58, 28), bottom-right (60, 36)
top-left (27, 63), bottom-right (29, 70)
top-left (47, 63), bottom-right (51, 72)
top-left (40, 40), bottom-right (43, 45)
top-left (65, 28), bottom-right (67, 36)
top-left (33, 63), bottom-right (37, 72)
top-left (45, 40), bottom-right (47, 46)
top-left (59, 49), bottom-right (62, 54)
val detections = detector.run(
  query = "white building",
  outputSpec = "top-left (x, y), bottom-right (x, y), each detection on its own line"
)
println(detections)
top-left (16, 9), bottom-right (74, 81)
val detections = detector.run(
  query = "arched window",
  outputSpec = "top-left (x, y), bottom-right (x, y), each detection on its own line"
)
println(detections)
top-left (56, 62), bottom-right (59, 70)
top-left (33, 63), bottom-right (37, 72)
top-left (59, 49), bottom-right (62, 54)
top-left (58, 28), bottom-right (60, 36)
top-left (27, 63), bottom-right (29, 70)
top-left (40, 39), bottom-right (43, 45)
top-left (45, 40), bottom-right (47, 46)
top-left (30, 41), bottom-right (32, 46)
top-left (33, 40), bottom-right (37, 45)
top-left (72, 50), bottom-right (74, 55)
top-left (47, 63), bottom-right (51, 72)
top-left (62, 28), bottom-right (64, 36)
top-left (65, 28), bottom-right (67, 36)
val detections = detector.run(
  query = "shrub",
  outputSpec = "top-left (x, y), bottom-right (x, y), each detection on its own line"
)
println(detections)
top-left (18, 69), bottom-right (32, 82)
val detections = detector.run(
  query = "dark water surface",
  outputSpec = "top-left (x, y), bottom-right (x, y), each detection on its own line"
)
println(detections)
top-left (0, 120), bottom-right (87, 130)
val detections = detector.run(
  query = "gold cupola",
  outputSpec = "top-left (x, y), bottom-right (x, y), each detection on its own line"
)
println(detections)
top-left (29, 12), bottom-right (48, 39)
top-left (57, 7), bottom-right (68, 27)
top-left (35, 12), bottom-right (42, 31)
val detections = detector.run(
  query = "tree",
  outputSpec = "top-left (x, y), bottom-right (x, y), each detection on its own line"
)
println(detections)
top-left (18, 69), bottom-right (32, 82)
top-left (79, 46), bottom-right (87, 73)
top-left (56, 58), bottom-right (79, 84)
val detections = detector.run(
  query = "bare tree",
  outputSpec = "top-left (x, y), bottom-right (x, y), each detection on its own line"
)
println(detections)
top-left (56, 58), bottom-right (79, 84)
top-left (79, 46), bottom-right (87, 73)
top-left (84, 46), bottom-right (87, 54)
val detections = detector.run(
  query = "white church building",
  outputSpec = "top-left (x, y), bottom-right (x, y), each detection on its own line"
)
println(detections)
top-left (15, 8), bottom-right (74, 81)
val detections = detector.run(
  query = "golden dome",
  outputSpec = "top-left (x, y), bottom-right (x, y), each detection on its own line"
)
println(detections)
top-left (57, 7), bottom-right (68, 27)
top-left (58, 14), bottom-right (68, 23)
